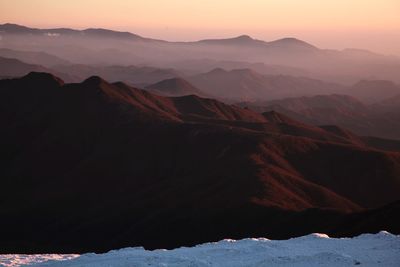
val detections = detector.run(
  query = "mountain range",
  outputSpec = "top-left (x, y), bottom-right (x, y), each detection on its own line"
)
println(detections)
top-left (239, 92), bottom-right (400, 140)
top-left (1, 22), bottom-right (400, 254)
top-left (0, 72), bottom-right (399, 252)
top-left (2, 23), bottom-right (400, 83)
top-left (187, 68), bottom-right (345, 101)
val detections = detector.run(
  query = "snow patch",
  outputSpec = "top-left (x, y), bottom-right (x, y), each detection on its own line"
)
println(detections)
top-left (0, 254), bottom-right (78, 267)
top-left (310, 233), bottom-right (330, 238)
top-left (0, 231), bottom-right (399, 267)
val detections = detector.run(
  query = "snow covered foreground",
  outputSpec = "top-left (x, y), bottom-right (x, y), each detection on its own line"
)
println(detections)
top-left (1, 231), bottom-right (399, 267)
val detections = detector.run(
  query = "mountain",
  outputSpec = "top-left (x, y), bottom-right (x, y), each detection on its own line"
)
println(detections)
top-left (266, 37), bottom-right (318, 50)
top-left (168, 59), bottom-right (310, 76)
top-left (145, 77), bottom-right (206, 97)
top-left (188, 68), bottom-right (345, 101)
top-left (239, 94), bottom-right (369, 123)
top-left (0, 56), bottom-right (78, 81)
top-left (53, 64), bottom-right (181, 86)
top-left (0, 23), bottom-right (151, 41)
top-left (0, 48), bottom-right (70, 67)
top-left (1, 24), bottom-right (313, 50)
top-left (331, 200), bottom-right (400, 237)
top-left (350, 80), bottom-right (400, 103)
top-left (375, 94), bottom-right (400, 112)
top-left (198, 35), bottom-right (267, 46)
top-left (198, 35), bottom-right (317, 51)
top-left (0, 23), bottom-right (42, 34)
top-left (2, 23), bottom-right (400, 83)
top-left (1, 73), bottom-right (400, 252)
top-left (239, 94), bottom-right (400, 140)
top-left (0, 56), bottom-right (48, 78)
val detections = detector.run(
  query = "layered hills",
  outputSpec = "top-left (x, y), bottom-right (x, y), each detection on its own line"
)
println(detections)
top-left (188, 68), bottom-right (345, 101)
top-left (0, 73), bottom-right (399, 252)
top-left (240, 93), bottom-right (400, 140)
top-left (2, 23), bottom-right (400, 83)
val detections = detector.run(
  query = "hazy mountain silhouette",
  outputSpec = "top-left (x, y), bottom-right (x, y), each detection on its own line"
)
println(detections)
top-left (0, 56), bottom-right (48, 77)
top-left (0, 56), bottom-right (75, 81)
top-left (1, 73), bottom-right (399, 252)
top-left (168, 59), bottom-right (310, 76)
top-left (2, 23), bottom-right (400, 83)
top-left (0, 48), bottom-right (70, 67)
top-left (350, 80), bottom-right (400, 103)
top-left (198, 35), bottom-right (271, 47)
top-left (188, 68), bottom-right (345, 101)
top-left (145, 77), bottom-right (206, 97)
top-left (0, 23), bottom-right (152, 41)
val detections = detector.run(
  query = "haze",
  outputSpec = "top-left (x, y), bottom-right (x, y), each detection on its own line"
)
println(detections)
top-left (2, 0), bottom-right (400, 263)
top-left (1, 0), bottom-right (399, 55)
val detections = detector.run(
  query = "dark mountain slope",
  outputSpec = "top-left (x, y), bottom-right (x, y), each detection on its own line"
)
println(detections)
top-left (0, 73), bottom-right (399, 253)
top-left (331, 200), bottom-right (400, 237)
top-left (240, 94), bottom-right (400, 140)
top-left (54, 64), bottom-right (181, 86)
top-left (240, 94), bottom-right (369, 125)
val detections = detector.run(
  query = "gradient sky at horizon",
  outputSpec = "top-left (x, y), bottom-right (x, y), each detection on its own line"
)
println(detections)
top-left (1, 0), bottom-right (399, 55)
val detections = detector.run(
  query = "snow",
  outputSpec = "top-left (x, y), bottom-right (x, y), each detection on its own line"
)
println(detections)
top-left (1, 231), bottom-right (399, 267)
top-left (0, 255), bottom-right (78, 267)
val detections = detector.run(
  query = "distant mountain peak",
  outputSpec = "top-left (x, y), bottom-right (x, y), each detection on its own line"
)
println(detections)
top-left (0, 23), bottom-right (147, 41)
top-left (82, 76), bottom-right (108, 86)
top-left (0, 23), bottom-right (40, 33)
top-left (82, 28), bottom-right (142, 39)
top-left (198, 35), bottom-right (262, 45)
top-left (0, 23), bottom-right (321, 50)
top-left (155, 77), bottom-right (191, 86)
top-left (145, 77), bottom-right (205, 97)
top-left (278, 37), bottom-right (303, 42)
top-left (21, 72), bottom-right (64, 86)
top-left (207, 68), bottom-right (228, 75)
top-left (268, 37), bottom-right (317, 49)
top-left (234, 35), bottom-right (253, 40)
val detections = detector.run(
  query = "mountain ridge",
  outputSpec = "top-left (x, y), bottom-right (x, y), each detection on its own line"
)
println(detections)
top-left (1, 72), bottom-right (400, 252)
top-left (0, 23), bottom-right (318, 49)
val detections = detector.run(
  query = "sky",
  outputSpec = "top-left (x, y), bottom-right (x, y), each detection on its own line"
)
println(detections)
top-left (1, 0), bottom-right (399, 55)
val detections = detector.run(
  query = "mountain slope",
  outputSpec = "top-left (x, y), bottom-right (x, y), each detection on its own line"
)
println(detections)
top-left (350, 80), bottom-right (400, 103)
top-left (0, 56), bottom-right (48, 78)
top-left (0, 48), bottom-right (70, 67)
top-left (145, 77), bottom-right (206, 97)
top-left (188, 68), bottom-right (344, 101)
top-left (0, 56), bottom-right (77, 81)
top-left (239, 94), bottom-right (369, 124)
top-left (53, 64), bottom-right (181, 86)
top-left (240, 94), bottom-right (400, 140)
top-left (0, 23), bottom-right (152, 41)
top-left (1, 73), bottom-right (400, 253)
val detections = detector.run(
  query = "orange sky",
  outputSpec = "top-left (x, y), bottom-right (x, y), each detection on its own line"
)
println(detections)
top-left (1, 0), bottom-right (399, 55)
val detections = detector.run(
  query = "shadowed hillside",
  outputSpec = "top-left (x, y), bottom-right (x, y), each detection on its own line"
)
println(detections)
top-left (0, 73), bottom-right (399, 253)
